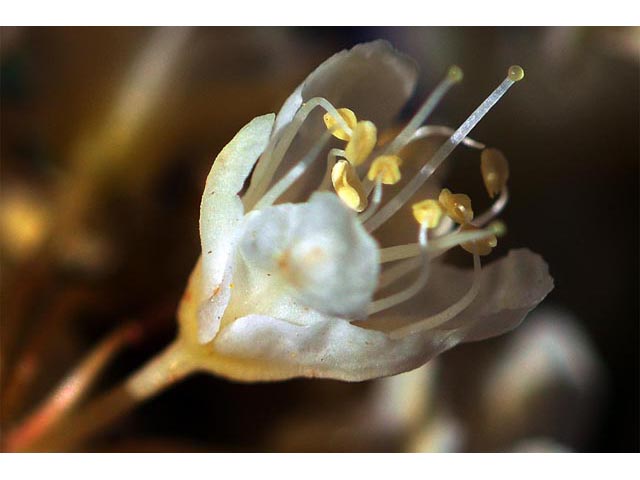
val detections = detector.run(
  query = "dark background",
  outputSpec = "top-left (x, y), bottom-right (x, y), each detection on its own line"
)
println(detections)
top-left (1, 27), bottom-right (638, 452)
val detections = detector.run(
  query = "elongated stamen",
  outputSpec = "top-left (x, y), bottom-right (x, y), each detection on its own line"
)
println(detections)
top-left (473, 187), bottom-right (509, 227)
top-left (412, 125), bottom-right (485, 150)
top-left (389, 253), bottom-right (482, 339)
top-left (384, 66), bottom-right (463, 155)
top-left (244, 97), bottom-right (351, 210)
top-left (358, 179), bottom-right (383, 223)
top-left (365, 66), bottom-right (524, 233)
top-left (379, 222), bottom-right (504, 264)
top-left (255, 131), bottom-right (331, 209)
top-left (367, 223), bottom-right (430, 316)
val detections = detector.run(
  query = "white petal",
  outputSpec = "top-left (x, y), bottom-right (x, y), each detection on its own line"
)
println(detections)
top-left (197, 113), bottom-right (275, 342)
top-left (369, 249), bottom-right (553, 342)
top-left (454, 249), bottom-right (555, 342)
top-left (209, 314), bottom-right (459, 382)
top-left (238, 192), bottom-right (379, 318)
top-left (273, 40), bottom-right (418, 138)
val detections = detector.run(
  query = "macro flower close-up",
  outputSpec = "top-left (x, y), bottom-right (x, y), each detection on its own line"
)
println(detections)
top-left (1, 24), bottom-right (637, 458)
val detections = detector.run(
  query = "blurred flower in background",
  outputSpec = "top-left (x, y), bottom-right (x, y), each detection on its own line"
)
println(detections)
top-left (1, 27), bottom-right (637, 452)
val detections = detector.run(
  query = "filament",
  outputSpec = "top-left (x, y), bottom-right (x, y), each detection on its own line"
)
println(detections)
top-left (244, 97), bottom-right (350, 210)
top-left (383, 66), bottom-right (463, 155)
top-left (473, 187), bottom-right (509, 227)
top-left (367, 223), bottom-right (430, 316)
top-left (389, 253), bottom-right (482, 339)
top-left (365, 69), bottom-right (522, 233)
top-left (255, 131), bottom-right (331, 209)
top-left (358, 179), bottom-right (383, 223)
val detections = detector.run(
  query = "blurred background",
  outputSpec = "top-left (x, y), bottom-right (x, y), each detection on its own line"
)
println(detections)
top-left (1, 27), bottom-right (638, 452)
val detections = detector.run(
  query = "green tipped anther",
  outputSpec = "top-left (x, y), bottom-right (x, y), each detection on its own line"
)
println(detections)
top-left (508, 65), bottom-right (525, 82)
top-left (489, 220), bottom-right (507, 237)
top-left (448, 65), bottom-right (464, 83)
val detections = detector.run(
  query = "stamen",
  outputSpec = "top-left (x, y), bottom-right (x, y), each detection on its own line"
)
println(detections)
top-left (459, 223), bottom-right (497, 256)
top-left (384, 65), bottom-right (463, 155)
top-left (244, 97), bottom-right (351, 210)
top-left (412, 125), bottom-right (485, 150)
top-left (318, 148), bottom-right (346, 191)
top-left (358, 179), bottom-right (383, 223)
top-left (438, 188), bottom-right (474, 225)
top-left (345, 121), bottom-right (378, 166)
top-left (365, 66), bottom-right (525, 233)
top-left (480, 148), bottom-right (510, 199)
top-left (367, 223), bottom-right (430, 316)
top-left (412, 199), bottom-right (444, 229)
top-left (331, 159), bottom-right (368, 212)
top-left (367, 199), bottom-right (445, 315)
top-left (473, 187), bottom-right (509, 227)
top-left (254, 131), bottom-right (331, 209)
top-left (378, 221), bottom-right (505, 264)
top-left (389, 253), bottom-right (482, 338)
top-left (367, 155), bottom-right (403, 185)
top-left (323, 108), bottom-right (357, 141)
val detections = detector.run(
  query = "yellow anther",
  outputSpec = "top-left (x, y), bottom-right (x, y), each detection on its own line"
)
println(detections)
top-left (481, 148), bottom-right (510, 198)
top-left (323, 108), bottom-right (357, 141)
top-left (345, 120), bottom-right (377, 166)
top-left (412, 199), bottom-right (444, 229)
top-left (460, 224), bottom-right (498, 256)
top-left (331, 159), bottom-right (368, 212)
top-left (367, 155), bottom-right (403, 185)
top-left (438, 188), bottom-right (474, 224)
top-left (447, 65), bottom-right (464, 83)
top-left (508, 65), bottom-right (525, 82)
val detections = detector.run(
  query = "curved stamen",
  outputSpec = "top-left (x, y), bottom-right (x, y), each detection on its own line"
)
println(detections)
top-left (358, 179), bottom-right (383, 223)
top-left (365, 67), bottom-right (524, 233)
top-left (254, 131), bottom-right (331, 209)
top-left (318, 148), bottom-right (345, 191)
top-left (383, 66), bottom-right (463, 155)
top-left (473, 187), bottom-right (509, 227)
top-left (378, 222), bottom-right (504, 264)
top-left (367, 223), bottom-right (430, 316)
top-left (412, 125), bottom-right (485, 150)
top-left (244, 97), bottom-right (351, 210)
top-left (388, 253), bottom-right (482, 339)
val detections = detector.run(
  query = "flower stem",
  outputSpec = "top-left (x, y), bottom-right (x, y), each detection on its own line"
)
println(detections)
top-left (14, 339), bottom-right (197, 452)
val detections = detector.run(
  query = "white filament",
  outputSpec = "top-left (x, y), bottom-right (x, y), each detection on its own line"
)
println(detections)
top-left (254, 131), bottom-right (331, 209)
top-left (367, 223), bottom-right (430, 316)
top-left (244, 97), bottom-right (350, 210)
top-left (389, 253), bottom-right (482, 339)
top-left (473, 187), bottom-right (509, 227)
top-left (365, 75), bottom-right (517, 233)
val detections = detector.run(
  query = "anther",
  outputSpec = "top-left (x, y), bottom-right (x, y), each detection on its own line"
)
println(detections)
top-left (367, 155), bottom-right (402, 185)
top-left (508, 65), bottom-right (525, 82)
top-left (459, 223), bottom-right (497, 256)
top-left (412, 199), bottom-right (444, 229)
top-left (480, 148), bottom-right (509, 198)
top-left (438, 188), bottom-right (474, 224)
top-left (331, 159), bottom-right (368, 212)
top-left (323, 108), bottom-right (357, 141)
top-left (345, 121), bottom-right (377, 166)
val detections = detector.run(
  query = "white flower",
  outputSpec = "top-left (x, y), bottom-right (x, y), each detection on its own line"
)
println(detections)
top-left (175, 40), bottom-right (553, 382)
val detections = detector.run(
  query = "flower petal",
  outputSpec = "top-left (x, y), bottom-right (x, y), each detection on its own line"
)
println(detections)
top-left (454, 249), bottom-right (554, 342)
top-left (273, 40), bottom-right (418, 137)
top-left (197, 113), bottom-right (275, 342)
top-left (207, 314), bottom-right (459, 382)
top-left (369, 249), bottom-right (553, 342)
